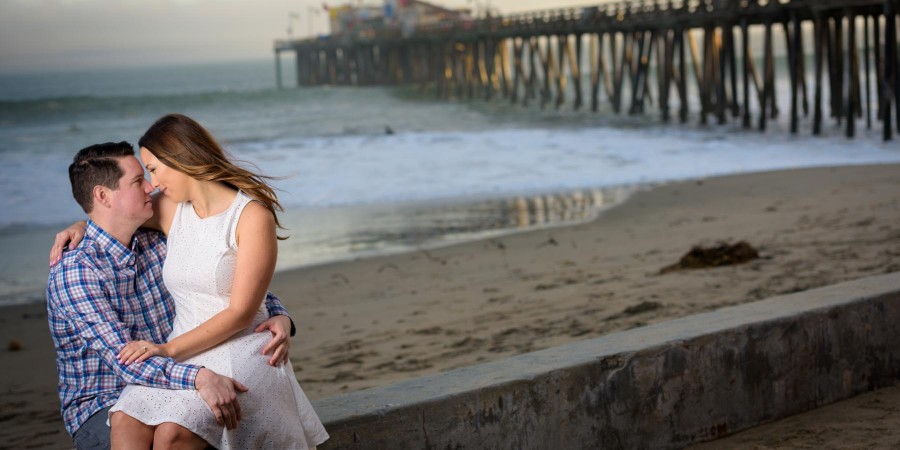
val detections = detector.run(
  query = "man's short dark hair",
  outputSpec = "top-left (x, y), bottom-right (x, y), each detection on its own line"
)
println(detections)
top-left (69, 142), bottom-right (135, 213)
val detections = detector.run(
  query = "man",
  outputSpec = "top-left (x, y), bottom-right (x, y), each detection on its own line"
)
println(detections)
top-left (47, 141), bottom-right (295, 449)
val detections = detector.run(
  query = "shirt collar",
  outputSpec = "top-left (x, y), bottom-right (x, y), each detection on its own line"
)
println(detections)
top-left (85, 220), bottom-right (139, 268)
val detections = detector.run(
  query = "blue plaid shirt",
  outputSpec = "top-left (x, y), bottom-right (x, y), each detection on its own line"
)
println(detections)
top-left (46, 220), bottom-right (290, 436)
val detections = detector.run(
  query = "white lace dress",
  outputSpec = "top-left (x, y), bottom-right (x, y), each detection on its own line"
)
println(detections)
top-left (110, 191), bottom-right (328, 449)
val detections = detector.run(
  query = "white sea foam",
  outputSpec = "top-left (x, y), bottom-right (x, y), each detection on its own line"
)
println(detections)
top-left (2, 123), bottom-right (899, 231)
top-left (233, 125), bottom-right (900, 213)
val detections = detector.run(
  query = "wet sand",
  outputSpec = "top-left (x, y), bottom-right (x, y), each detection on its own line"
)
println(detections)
top-left (2, 163), bottom-right (899, 449)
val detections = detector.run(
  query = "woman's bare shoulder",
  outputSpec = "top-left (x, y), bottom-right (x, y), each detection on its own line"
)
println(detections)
top-left (236, 200), bottom-right (276, 240)
top-left (153, 193), bottom-right (179, 233)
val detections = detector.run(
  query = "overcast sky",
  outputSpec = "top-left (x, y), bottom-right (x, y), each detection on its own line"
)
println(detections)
top-left (0, 0), bottom-right (602, 73)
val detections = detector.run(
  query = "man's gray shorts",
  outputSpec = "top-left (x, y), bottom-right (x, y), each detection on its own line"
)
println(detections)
top-left (72, 406), bottom-right (111, 450)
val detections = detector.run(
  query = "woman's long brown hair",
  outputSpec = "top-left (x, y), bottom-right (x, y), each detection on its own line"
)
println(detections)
top-left (139, 113), bottom-right (287, 239)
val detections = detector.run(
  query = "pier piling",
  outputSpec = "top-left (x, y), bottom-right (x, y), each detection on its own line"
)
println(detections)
top-left (275, 0), bottom-right (900, 140)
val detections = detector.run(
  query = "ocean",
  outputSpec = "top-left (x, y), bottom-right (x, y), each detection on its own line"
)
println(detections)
top-left (1, 57), bottom-right (898, 306)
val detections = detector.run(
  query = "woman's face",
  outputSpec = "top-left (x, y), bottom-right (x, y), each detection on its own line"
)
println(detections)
top-left (140, 147), bottom-right (191, 202)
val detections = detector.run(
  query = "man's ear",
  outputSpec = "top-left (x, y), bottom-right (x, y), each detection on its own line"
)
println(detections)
top-left (92, 185), bottom-right (111, 210)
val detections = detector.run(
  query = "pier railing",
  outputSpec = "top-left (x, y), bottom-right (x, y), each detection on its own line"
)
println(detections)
top-left (275, 0), bottom-right (900, 140)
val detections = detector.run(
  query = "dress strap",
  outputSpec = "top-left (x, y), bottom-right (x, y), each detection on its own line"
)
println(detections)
top-left (225, 191), bottom-right (255, 250)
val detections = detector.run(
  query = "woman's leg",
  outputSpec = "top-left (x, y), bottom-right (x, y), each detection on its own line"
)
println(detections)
top-left (109, 411), bottom-right (154, 450)
top-left (153, 422), bottom-right (210, 450)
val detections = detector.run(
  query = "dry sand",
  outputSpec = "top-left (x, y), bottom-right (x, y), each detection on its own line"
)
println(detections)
top-left (1, 163), bottom-right (898, 449)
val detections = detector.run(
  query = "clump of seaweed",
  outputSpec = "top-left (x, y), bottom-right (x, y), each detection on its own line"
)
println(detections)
top-left (661, 241), bottom-right (759, 274)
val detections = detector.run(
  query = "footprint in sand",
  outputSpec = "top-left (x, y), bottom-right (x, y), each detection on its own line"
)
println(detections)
top-left (487, 295), bottom-right (513, 304)
top-left (410, 326), bottom-right (443, 335)
top-left (447, 336), bottom-right (485, 349)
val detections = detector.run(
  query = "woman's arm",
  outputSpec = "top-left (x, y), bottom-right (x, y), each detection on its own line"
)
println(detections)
top-left (120, 202), bottom-right (277, 364)
top-left (150, 192), bottom-right (178, 235)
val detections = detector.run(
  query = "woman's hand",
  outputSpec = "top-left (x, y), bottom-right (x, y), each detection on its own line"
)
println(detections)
top-left (49, 221), bottom-right (87, 266)
top-left (118, 340), bottom-right (169, 365)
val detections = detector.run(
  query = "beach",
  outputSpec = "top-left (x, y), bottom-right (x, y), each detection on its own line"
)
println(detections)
top-left (2, 163), bottom-right (899, 449)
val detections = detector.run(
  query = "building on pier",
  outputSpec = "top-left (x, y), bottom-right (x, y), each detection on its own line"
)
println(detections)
top-left (325, 1), bottom-right (472, 37)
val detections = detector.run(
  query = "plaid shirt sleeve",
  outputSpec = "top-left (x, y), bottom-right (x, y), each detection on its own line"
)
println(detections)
top-left (263, 291), bottom-right (296, 336)
top-left (52, 262), bottom-right (201, 390)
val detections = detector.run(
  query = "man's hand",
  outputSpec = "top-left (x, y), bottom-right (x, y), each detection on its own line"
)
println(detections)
top-left (49, 221), bottom-right (87, 266)
top-left (255, 315), bottom-right (291, 366)
top-left (194, 368), bottom-right (248, 430)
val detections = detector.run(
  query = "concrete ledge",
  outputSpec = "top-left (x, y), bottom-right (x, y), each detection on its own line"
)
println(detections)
top-left (312, 272), bottom-right (900, 449)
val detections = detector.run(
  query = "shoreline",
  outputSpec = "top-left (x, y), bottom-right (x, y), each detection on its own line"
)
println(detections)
top-left (4, 157), bottom-right (899, 309)
top-left (2, 163), bottom-right (899, 449)
top-left (271, 182), bottom-right (638, 275)
top-left (1, 182), bottom-right (640, 308)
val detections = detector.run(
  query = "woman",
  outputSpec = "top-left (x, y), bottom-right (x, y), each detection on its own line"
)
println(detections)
top-left (107, 114), bottom-right (327, 449)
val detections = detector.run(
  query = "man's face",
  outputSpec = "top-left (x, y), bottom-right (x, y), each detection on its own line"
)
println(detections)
top-left (107, 156), bottom-right (154, 224)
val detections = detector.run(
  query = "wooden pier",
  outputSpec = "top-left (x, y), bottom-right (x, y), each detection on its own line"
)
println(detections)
top-left (275, 0), bottom-right (900, 140)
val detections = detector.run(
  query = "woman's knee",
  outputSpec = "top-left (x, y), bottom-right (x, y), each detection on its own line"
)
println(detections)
top-left (109, 412), bottom-right (153, 450)
top-left (110, 411), bottom-right (145, 430)
top-left (153, 423), bottom-right (207, 449)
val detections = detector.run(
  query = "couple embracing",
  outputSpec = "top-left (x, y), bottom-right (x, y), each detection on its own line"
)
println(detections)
top-left (47, 114), bottom-right (329, 449)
